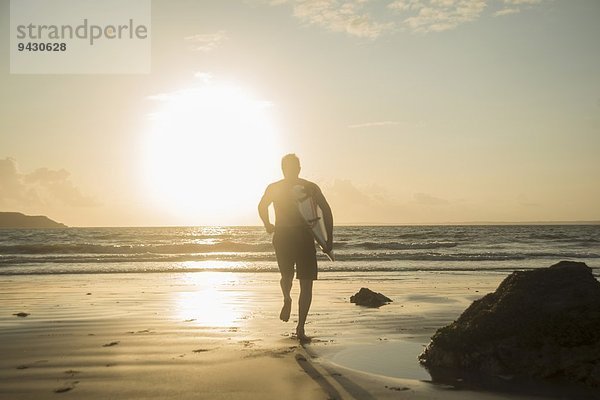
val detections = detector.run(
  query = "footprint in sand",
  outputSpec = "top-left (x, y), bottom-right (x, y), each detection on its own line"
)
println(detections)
top-left (126, 329), bottom-right (152, 334)
top-left (13, 312), bottom-right (29, 317)
top-left (385, 385), bottom-right (410, 391)
top-left (16, 359), bottom-right (48, 370)
top-left (240, 339), bottom-right (262, 348)
top-left (54, 381), bottom-right (79, 393)
top-left (192, 348), bottom-right (210, 353)
top-left (268, 347), bottom-right (297, 358)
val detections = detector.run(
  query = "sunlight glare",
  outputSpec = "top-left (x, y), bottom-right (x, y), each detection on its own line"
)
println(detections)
top-left (173, 272), bottom-right (244, 327)
top-left (141, 79), bottom-right (282, 223)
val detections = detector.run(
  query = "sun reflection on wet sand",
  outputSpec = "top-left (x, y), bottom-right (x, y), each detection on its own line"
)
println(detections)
top-left (178, 260), bottom-right (252, 271)
top-left (172, 272), bottom-right (249, 327)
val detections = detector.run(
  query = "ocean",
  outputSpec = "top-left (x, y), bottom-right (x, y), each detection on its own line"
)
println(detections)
top-left (1, 225), bottom-right (599, 276)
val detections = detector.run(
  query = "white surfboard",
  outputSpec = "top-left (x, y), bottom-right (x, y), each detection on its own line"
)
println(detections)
top-left (293, 185), bottom-right (334, 261)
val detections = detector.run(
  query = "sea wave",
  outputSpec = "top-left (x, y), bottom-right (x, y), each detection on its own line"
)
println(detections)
top-left (1, 225), bottom-right (599, 274)
top-left (1, 250), bottom-right (598, 266)
top-left (0, 240), bottom-right (461, 255)
top-left (355, 241), bottom-right (458, 250)
top-left (0, 241), bottom-right (274, 255)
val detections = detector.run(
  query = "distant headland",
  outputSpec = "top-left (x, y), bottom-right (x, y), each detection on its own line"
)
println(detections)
top-left (0, 212), bottom-right (67, 229)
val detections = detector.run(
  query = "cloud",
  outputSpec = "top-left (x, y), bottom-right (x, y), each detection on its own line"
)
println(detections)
top-left (321, 179), bottom-right (502, 224)
top-left (495, 0), bottom-right (542, 17)
top-left (0, 158), bottom-right (96, 209)
top-left (324, 179), bottom-right (403, 222)
top-left (390, 0), bottom-right (487, 33)
top-left (413, 192), bottom-right (449, 206)
top-left (267, 0), bottom-right (544, 36)
top-left (501, 0), bottom-right (541, 4)
top-left (327, 179), bottom-right (375, 206)
top-left (270, 0), bottom-right (392, 39)
top-left (184, 30), bottom-right (228, 52)
top-left (494, 7), bottom-right (519, 16)
top-left (348, 120), bottom-right (401, 129)
top-left (322, 180), bottom-right (461, 223)
top-left (516, 193), bottom-right (540, 208)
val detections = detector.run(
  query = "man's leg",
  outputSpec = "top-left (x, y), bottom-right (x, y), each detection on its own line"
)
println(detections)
top-left (279, 274), bottom-right (293, 322)
top-left (274, 231), bottom-right (294, 322)
top-left (296, 279), bottom-right (313, 340)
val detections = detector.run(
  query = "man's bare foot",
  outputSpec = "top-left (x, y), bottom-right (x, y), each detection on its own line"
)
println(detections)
top-left (295, 326), bottom-right (311, 343)
top-left (279, 298), bottom-right (292, 322)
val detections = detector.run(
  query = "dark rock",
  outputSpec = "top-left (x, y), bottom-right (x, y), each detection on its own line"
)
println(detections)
top-left (419, 261), bottom-right (600, 388)
top-left (350, 288), bottom-right (392, 308)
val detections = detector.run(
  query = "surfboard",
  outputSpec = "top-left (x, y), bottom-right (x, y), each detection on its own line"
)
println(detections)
top-left (292, 185), bottom-right (334, 261)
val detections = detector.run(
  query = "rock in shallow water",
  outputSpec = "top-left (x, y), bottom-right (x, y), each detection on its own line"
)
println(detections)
top-left (350, 288), bottom-right (392, 308)
top-left (419, 261), bottom-right (600, 387)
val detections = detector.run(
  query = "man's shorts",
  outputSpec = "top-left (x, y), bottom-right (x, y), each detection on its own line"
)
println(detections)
top-left (273, 226), bottom-right (317, 280)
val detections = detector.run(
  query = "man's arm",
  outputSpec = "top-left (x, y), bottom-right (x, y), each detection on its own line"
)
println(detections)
top-left (258, 185), bottom-right (275, 233)
top-left (313, 185), bottom-right (333, 251)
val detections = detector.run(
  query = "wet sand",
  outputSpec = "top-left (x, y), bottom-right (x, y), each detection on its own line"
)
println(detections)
top-left (0, 272), bottom-right (326, 399)
top-left (0, 270), bottom-right (581, 399)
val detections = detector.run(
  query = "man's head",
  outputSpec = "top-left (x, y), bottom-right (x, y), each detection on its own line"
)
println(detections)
top-left (281, 153), bottom-right (301, 179)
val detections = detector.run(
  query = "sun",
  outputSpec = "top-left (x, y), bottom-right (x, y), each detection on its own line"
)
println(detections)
top-left (141, 79), bottom-right (282, 224)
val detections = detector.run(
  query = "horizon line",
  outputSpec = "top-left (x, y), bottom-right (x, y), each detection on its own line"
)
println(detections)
top-left (64, 220), bottom-right (600, 228)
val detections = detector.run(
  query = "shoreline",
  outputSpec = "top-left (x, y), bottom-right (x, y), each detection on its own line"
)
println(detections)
top-left (3, 260), bottom-right (598, 277)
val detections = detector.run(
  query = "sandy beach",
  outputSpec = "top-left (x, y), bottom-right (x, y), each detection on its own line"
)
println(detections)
top-left (4, 269), bottom-right (588, 399)
top-left (2, 0), bottom-right (599, 397)
top-left (0, 272), bottom-right (326, 399)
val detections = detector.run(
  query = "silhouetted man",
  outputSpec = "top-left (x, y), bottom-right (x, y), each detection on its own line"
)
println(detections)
top-left (258, 154), bottom-right (333, 341)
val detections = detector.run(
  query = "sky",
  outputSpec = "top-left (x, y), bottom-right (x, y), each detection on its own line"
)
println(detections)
top-left (0, 0), bottom-right (599, 226)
